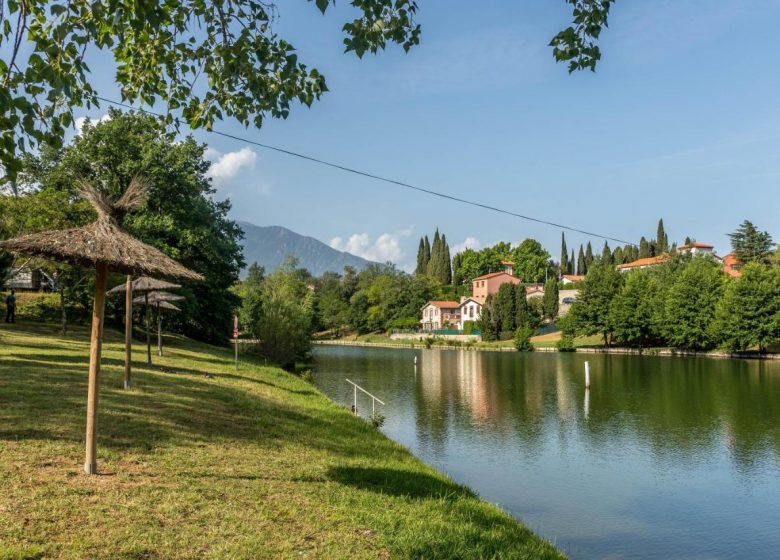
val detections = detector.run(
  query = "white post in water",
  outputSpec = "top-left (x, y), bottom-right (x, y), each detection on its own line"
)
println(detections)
top-left (353, 384), bottom-right (358, 415)
top-left (585, 361), bottom-right (591, 389)
top-left (414, 355), bottom-right (418, 365)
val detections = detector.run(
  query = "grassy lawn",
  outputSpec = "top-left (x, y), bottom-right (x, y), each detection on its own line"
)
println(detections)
top-left (0, 320), bottom-right (564, 560)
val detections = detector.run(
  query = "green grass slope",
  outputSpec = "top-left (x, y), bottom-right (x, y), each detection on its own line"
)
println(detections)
top-left (0, 321), bottom-right (564, 560)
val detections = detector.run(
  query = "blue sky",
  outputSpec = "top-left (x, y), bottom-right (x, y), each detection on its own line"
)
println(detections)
top-left (74, 1), bottom-right (780, 270)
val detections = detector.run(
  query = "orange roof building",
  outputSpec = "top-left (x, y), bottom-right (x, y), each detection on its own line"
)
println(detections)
top-left (617, 254), bottom-right (671, 272)
top-left (722, 253), bottom-right (743, 278)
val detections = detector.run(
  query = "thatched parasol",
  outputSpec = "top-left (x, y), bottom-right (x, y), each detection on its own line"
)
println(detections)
top-left (109, 276), bottom-right (182, 375)
top-left (0, 177), bottom-right (202, 475)
top-left (133, 291), bottom-right (185, 357)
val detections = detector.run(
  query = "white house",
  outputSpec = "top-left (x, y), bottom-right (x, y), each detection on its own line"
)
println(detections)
top-left (561, 274), bottom-right (585, 285)
top-left (420, 301), bottom-right (461, 331)
top-left (678, 242), bottom-right (715, 256)
top-left (457, 297), bottom-right (482, 329)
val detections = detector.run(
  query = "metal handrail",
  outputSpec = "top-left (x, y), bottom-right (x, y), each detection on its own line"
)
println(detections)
top-left (346, 378), bottom-right (385, 416)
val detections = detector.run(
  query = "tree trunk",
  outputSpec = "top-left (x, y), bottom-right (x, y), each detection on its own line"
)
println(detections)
top-left (124, 275), bottom-right (132, 389)
top-left (84, 263), bottom-right (107, 475)
top-left (145, 292), bottom-right (151, 366)
top-left (157, 302), bottom-right (163, 357)
top-left (60, 288), bottom-right (68, 335)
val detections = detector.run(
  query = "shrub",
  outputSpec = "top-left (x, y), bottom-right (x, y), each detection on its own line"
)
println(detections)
top-left (369, 412), bottom-right (386, 428)
top-left (300, 370), bottom-right (315, 384)
top-left (462, 320), bottom-right (475, 335)
top-left (514, 326), bottom-right (534, 352)
top-left (556, 335), bottom-right (576, 352)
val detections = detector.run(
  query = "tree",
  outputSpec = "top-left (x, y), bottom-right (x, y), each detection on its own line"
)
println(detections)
top-left (585, 242), bottom-right (594, 269)
top-left (428, 229), bottom-right (441, 278)
top-left (569, 249), bottom-right (576, 275)
top-left (415, 238), bottom-right (427, 276)
top-left (577, 245), bottom-right (586, 275)
top-left (422, 236), bottom-right (431, 274)
top-left (249, 257), bottom-right (314, 367)
top-left (237, 263), bottom-right (265, 339)
top-left (542, 278), bottom-right (559, 321)
top-left (0, 225), bottom-right (13, 287)
top-left (638, 237), bottom-right (651, 259)
top-left (560, 232), bottom-right (568, 278)
top-left (609, 270), bottom-right (661, 348)
top-left (451, 252), bottom-right (463, 287)
top-left (315, 271), bottom-right (350, 335)
top-left (478, 294), bottom-right (500, 342)
top-left (568, 257), bottom-right (623, 345)
top-left (656, 219), bottom-right (668, 254)
top-left (515, 284), bottom-right (534, 329)
top-left (441, 234), bottom-right (452, 285)
top-left (612, 245), bottom-right (624, 265)
top-left (512, 239), bottom-right (551, 283)
top-left (715, 263), bottom-right (780, 353)
top-left (728, 220), bottom-right (775, 264)
top-left (601, 241), bottom-right (612, 264)
top-left (513, 326), bottom-right (534, 352)
top-left (496, 283), bottom-right (517, 339)
top-left (0, 1), bottom-right (612, 186)
top-left (19, 109), bottom-right (245, 343)
top-left (663, 257), bottom-right (724, 351)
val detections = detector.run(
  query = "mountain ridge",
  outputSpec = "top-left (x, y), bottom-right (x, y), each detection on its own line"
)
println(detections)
top-left (238, 221), bottom-right (377, 277)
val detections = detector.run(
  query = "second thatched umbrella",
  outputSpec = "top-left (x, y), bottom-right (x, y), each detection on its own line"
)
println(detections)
top-left (133, 291), bottom-right (185, 357)
top-left (0, 178), bottom-right (202, 475)
top-left (108, 276), bottom-right (181, 380)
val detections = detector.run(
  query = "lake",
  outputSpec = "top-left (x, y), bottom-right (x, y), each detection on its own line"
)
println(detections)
top-left (312, 345), bottom-right (780, 560)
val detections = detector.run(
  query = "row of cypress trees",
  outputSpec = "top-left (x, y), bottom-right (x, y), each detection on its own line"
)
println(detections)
top-left (415, 228), bottom-right (452, 284)
top-left (559, 219), bottom-right (674, 277)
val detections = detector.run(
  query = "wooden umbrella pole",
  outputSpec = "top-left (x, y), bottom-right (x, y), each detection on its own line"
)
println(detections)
top-left (145, 292), bottom-right (151, 366)
top-left (157, 302), bottom-right (162, 357)
top-left (84, 263), bottom-right (108, 475)
top-left (123, 274), bottom-right (132, 389)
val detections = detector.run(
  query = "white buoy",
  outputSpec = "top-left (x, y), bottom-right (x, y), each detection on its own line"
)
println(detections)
top-left (585, 361), bottom-right (591, 389)
top-left (414, 355), bottom-right (418, 365)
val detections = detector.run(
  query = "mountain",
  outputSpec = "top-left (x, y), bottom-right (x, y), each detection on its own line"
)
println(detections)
top-left (238, 221), bottom-right (376, 277)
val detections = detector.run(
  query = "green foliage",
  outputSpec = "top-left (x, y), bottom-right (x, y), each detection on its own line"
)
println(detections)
top-left (715, 263), bottom-right (780, 353)
top-left (657, 219), bottom-right (668, 254)
top-left (314, 271), bottom-right (350, 333)
top-left (556, 334), bottom-right (576, 352)
top-left (568, 257), bottom-right (623, 345)
top-left (496, 283), bottom-right (517, 336)
top-left (513, 326), bottom-right (534, 352)
top-left (236, 263), bottom-right (265, 338)
top-left (515, 285), bottom-right (534, 329)
top-left (549, 0), bottom-right (614, 72)
top-left (663, 257), bottom-right (724, 351)
top-left (577, 245), bottom-right (586, 275)
top-left (369, 412), bottom-right (386, 429)
top-left (241, 257), bottom-right (314, 367)
top-left (462, 320), bottom-right (476, 335)
top-left (478, 294), bottom-right (499, 342)
top-left (511, 239), bottom-right (551, 283)
top-left (609, 270), bottom-right (661, 348)
top-left (728, 220), bottom-right (775, 264)
top-left (19, 110), bottom-right (244, 343)
top-left (542, 278), bottom-right (559, 321)
top-left (638, 237), bottom-right (650, 259)
top-left (560, 232), bottom-right (568, 277)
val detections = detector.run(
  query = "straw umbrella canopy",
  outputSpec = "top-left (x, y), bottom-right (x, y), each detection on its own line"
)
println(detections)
top-left (133, 291), bottom-right (185, 357)
top-left (0, 177), bottom-right (202, 475)
top-left (108, 276), bottom-right (182, 375)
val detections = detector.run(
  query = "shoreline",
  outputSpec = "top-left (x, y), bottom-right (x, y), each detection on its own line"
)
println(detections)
top-left (313, 339), bottom-right (780, 360)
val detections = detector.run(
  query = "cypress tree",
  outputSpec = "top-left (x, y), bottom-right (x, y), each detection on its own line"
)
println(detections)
top-left (585, 242), bottom-right (594, 268)
top-left (577, 245), bottom-right (586, 275)
top-left (422, 235), bottom-right (431, 273)
top-left (441, 234), bottom-right (452, 284)
top-left (515, 283), bottom-right (531, 328)
top-left (601, 241), bottom-right (612, 263)
top-left (657, 219), bottom-right (668, 254)
top-left (415, 238), bottom-right (426, 275)
top-left (560, 232), bottom-right (568, 278)
top-left (569, 250), bottom-right (575, 275)
top-left (451, 252), bottom-right (462, 286)
top-left (684, 236), bottom-right (692, 245)
top-left (542, 277), bottom-right (559, 321)
top-left (639, 237), bottom-right (650, 259)
top-left (496, 283), bottom-right (516, 338)
top-left (428, 229), bottom-right (441, 277)
top-left (613, 246), bottom-right (624, 265)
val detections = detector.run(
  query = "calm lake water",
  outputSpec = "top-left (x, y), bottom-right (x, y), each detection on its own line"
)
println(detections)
top-left (312, 346), bottom-right (780, 560)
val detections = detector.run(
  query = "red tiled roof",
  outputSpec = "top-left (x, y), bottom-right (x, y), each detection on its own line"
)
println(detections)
top-left (617, 254), bottom-right (671, 270)
top-left (722, 253), bottom-right (743, 278)
top-left (425, 301), bottom-right (461, 309)
top-left (679, 242), bottom-right (714, 250)
top-left (562, 274), bottom-right (585, 281)
top-left (500, 260), bottom-right (515, 265)
top-left (472, 271), bottom-right (519, 281)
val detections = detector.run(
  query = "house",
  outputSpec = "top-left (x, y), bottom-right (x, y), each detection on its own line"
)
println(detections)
top-left (420, 301), bottom-right (461, 331)
top-left (457, 297), bottom-right (482, 329)
top-left (678, 242), bottom-right (715, 256)
top-left (471, 261), bottom-right (522, 304)
top-left (561, 274), bottom-right (585, 285)
top-left (722, 253), bottom-right (743, 278)
top-left (617, 254), bottom-right (671, 273)
top-left (525, 284), bottom-right (545, 299)
top-left (4, 267), bottom-right (45, 291)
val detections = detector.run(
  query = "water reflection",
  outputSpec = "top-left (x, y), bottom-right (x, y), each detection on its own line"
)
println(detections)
top-left (314, 346), bottom-right (780, 559)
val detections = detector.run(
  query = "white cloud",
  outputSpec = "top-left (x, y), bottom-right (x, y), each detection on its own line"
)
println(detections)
top-left (74, 114), bottom-right (111, 135)
top-left (206, 147), bottom-right (258, 186)
top-left (330, 232), bottom-right (407, 264)
top-left (453, 237), bottom-right (482, 254)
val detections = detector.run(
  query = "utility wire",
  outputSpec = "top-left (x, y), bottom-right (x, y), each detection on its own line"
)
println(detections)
top-left (93, 95), bottom-right (637, 246)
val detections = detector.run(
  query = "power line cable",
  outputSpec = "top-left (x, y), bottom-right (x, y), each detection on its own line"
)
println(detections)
top-left (93, 95), bottom-right (637, 246)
